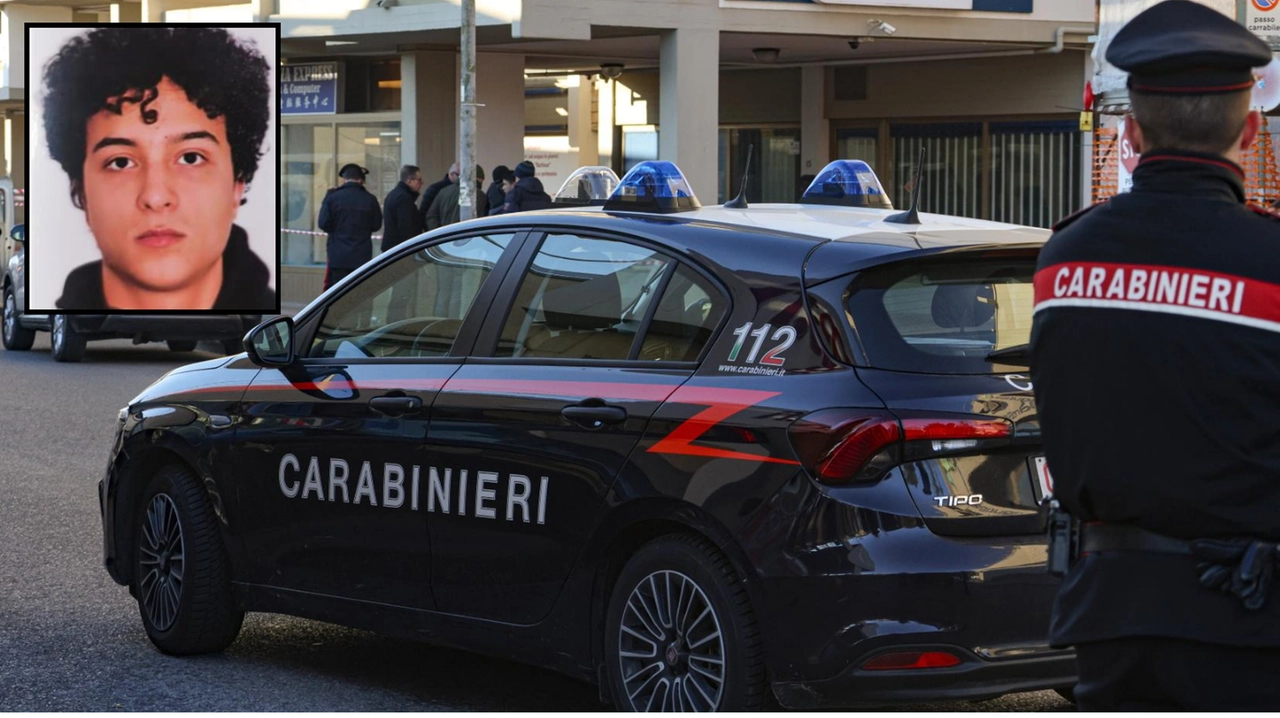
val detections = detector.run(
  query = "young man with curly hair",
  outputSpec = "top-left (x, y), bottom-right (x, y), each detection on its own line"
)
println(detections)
top-left (42, 26), bottom-right (275, 311)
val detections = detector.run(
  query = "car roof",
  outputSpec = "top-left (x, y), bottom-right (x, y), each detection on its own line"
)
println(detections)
top-left (485, 203), bottom-right (1050, 250)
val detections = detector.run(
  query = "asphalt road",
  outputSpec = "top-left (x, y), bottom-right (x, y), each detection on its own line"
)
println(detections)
top-left (0, 336), bottom-right (1072, 711)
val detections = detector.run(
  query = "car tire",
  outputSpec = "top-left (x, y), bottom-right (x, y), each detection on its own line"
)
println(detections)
top-left (604, 535), bottom-right (766, 712)
top-left (2, 286), bottom-right (35, 350)
top-left (167, 340), bottom-right (199, 353)
top-left (50, 314), bottom-right (85, 362)
top-left (132, 464), bottom-right (244, 655)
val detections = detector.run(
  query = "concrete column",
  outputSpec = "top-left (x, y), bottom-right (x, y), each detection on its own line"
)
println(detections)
top-left (800, 65), bottom-right (830, 177)
top-left (2, 3), bottom-right (75, 90)
top-left (110, 3), bottom-right (143, 22)
top-left (596, 78), bottom-right (615, 170)
top-left (475, 52), bottom-right (525, 180)
top-left (401, 50), bottom-right (459, 182)
top-left (659, 28), bottom-right (719, 200)
top-left (568, 77), bottom-right (598, 166)
top-left (8, 113), bottom-right (24, 196)
top-left (251, 0), bottom-right (275, 22)
top-left (141, 0), bottom-right (165, 22)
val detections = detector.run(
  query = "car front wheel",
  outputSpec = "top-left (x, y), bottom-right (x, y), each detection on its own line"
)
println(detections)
top-left (133, 464), bottom-right (244, 655)
top-left (2, 286), bottom-right (35, 350)
top-left (50, 314), bottom-right (85, 362)
top-left (604, 535), bottom-right (766, 711)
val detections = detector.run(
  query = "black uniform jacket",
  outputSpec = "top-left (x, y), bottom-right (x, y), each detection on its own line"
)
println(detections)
top-left (56, 224), bottom-right (276, 311)
top-left (1030, 150), bottom-right (1280, 647)
top-left (318, 182), bottom-right (383, 270)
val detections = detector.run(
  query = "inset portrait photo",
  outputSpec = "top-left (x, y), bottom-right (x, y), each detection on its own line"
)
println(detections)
top-left (26, 24), bottom-right (279, 313)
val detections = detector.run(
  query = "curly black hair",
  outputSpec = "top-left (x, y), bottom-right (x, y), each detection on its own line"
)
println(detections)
top-left (42, 27), bottom-right (271, 207)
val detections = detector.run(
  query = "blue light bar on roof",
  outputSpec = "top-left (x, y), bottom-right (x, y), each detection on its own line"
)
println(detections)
top-left (800, 160), bottom-right (893, 210)
top-left (553, 166), bottom-right (622, 206)
top-left (603, 161), bottom-right (701, 214)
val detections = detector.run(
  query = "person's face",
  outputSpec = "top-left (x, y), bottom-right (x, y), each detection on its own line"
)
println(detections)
top-left (80, 76), bottom-right (244, 294)
top-left (406, 172), bottom-right (424, 192)
top-left (502, 178), bottom-right (515, 193)
top-left (449, 165), bottom-right (461, 184)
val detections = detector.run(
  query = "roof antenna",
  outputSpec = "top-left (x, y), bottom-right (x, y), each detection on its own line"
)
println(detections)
top-left (723, 144), bottom-right (754, 209)
top-left (885, 147), bottom-right (925, 225)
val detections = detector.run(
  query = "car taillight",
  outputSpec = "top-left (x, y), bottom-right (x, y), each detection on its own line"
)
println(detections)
top-left (861, 650), bottom-right (962, 671)
top-left (788, 409), bottom-right (1013, 485)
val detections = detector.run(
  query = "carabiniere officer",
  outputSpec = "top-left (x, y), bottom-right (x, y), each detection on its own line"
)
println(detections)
top-left (1031, 0), bottom-right (1280, 710)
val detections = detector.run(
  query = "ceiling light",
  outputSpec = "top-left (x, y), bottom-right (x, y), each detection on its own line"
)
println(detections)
top-left (751, 47), bottom-right (781, 63)
top-left (326, 40), bottom-right (358, 46)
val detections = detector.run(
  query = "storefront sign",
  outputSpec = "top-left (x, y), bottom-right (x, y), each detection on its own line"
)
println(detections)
top-left (734, 0), bottom-right (1033, 12)
top-left (281, 62), bottom-right (339, 116)
top-left (1240, 0), bottom-right (1280, 48)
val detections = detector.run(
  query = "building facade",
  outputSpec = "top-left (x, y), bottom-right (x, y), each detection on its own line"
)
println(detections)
top-left (0, 0), bottom-right (1096, 310)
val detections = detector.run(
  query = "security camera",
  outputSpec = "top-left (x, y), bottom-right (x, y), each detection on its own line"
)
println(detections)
top-left (375, 0), bottom-right (397, 8)
top-left (868, 18), bottom-right (898, 36)
top-left (600, 63), bottom-right (625, 80)
top-left (848, 38), bottom-right (861, 50)
top-left (881, 22), bottom-right (897, 35)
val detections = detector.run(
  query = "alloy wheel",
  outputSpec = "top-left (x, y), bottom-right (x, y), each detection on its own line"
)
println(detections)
top-left (2, 292), bottom-right (13, 342)
top-left (138, 493), bottom-right (185, 632)
top-left (617, 570), bottom-right (726, 711)
top-left (52, 315), bottom-right (63, 354)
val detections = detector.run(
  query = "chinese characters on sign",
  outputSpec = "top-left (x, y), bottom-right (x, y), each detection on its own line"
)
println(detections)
top-left (280, 62), bottom-right (339, 116)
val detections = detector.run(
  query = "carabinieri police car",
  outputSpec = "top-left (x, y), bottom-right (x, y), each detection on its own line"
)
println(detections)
top-left (99, 160), bottom-right (1074, 710)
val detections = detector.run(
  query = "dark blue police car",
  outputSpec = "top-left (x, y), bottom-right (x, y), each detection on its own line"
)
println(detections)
top-left (99, 161), bottom-right (1072, 710)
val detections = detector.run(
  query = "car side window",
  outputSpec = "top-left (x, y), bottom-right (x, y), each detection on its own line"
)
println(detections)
top-left (309, 233), bottom-right (515, 359)
top-left (637, 263), bottom-right (727, 362)
top-left (496, 234), bottom-right (672, 360)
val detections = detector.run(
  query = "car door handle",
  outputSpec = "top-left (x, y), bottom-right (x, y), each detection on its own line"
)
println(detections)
top-left (370, 394), bottom-right (422, 416)
top-left (561, 399), bottom-right (627, 428)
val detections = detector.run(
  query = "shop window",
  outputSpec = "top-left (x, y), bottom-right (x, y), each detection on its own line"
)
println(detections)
top-left (622, 126), bottom-right (659, 173)
top-left (282, 121), bottom-right (401, 266)
top-left (989, 120), bottom-right (1082, 228)
top-left (890, 122), bottom-right (984, 220)
top-left (719, 127), bottom-right (801, 203)
top-left (343, 58), bottom-right (401, 113)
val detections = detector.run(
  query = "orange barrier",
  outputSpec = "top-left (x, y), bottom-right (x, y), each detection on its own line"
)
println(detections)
top-left (1092, 126), bottom-right (1280, 207)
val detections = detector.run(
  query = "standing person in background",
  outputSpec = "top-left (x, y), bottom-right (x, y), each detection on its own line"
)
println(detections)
top-left (487, 165), bottom-right (512, 216)
top-left (489, 160), bottom-right (552, 215)
top-left (317, 163), bottom-right (381, 291)
top-left (418, 162), bottom-right (458, 228)
top-left (426, 164), bottom-right (488, 229)
top-left (382, 165), bottom-right (425, 252)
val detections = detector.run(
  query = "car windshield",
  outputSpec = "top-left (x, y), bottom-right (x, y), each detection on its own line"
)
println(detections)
top-left (844, 254), bottom-right (1036, 374)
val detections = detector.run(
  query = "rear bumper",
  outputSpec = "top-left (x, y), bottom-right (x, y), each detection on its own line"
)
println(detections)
top-left (772, 644), bottom-right (1075, 709)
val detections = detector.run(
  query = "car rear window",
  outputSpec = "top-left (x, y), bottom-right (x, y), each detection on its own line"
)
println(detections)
top-left (844, 254), bottom-right (1035, 374)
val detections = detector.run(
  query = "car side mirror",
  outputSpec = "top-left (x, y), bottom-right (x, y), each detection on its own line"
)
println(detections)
top-left (246, 316), bottom-right (296, 367)
top-left (10, 225), bottom-right (24, 245)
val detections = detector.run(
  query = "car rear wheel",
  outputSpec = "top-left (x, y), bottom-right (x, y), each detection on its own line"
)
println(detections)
top-left (50, 314), bottom-right (85, 362)
top-left (604, 535), bottom-right (766, 712)
top-left (166, 340), bottom-right (198, 353)
top-left (133, 464), bottom-right (243, 655)
top-left (2, 287), bottom-right (34, 350)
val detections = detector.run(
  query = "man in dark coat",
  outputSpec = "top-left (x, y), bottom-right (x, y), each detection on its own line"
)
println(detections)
top-left (489, 160), bottom-right (553, 215)
top-left (426, 165), bottom-right (489, 229)
top-left (1029, 2), bottom-right (1280, 710)
top-left (317, 163), bottom-right (382, 290)
top-left (418, 162), bottom-right (458, 228)
top-left (487, 165), bottom-right (513, 215)
top-left (382, 164), bottom-right (425, 252)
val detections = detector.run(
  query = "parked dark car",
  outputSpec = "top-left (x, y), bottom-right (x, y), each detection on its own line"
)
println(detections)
top-left (97, 162), bottom-right (1072, 710)
top-left (1, 224), bottom-right (262, 362)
